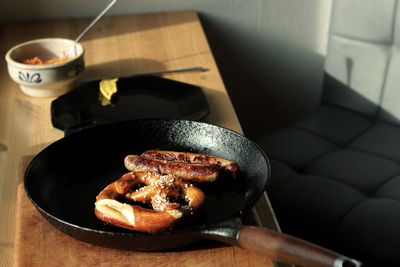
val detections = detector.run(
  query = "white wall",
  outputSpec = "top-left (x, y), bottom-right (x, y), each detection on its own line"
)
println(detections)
top-left (0, 0), bottom-right (332, 138)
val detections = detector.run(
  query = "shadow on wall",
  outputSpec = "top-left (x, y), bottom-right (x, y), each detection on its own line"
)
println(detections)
top-left (322, 72), bottom-right (400, 125)
top-left (0, 0), bottom-right (331, 141)
top-left (199, 11), bottom-right (328, 139)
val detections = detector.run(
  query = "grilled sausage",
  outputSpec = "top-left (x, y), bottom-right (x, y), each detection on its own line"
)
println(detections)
top-left (124, 155), bottom-right (222, 183)
top-left (141, 150), bottom-right (239, 175)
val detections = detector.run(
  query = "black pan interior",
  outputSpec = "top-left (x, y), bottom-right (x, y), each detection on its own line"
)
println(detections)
top-left (24, 119), bottom-right (270, 250)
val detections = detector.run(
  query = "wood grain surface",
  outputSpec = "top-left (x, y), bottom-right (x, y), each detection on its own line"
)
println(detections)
top-left (0, 11), bottom-right (278, 267)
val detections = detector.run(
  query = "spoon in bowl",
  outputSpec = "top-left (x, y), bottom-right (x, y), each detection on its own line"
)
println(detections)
top-left (67, 0), bottom-right (117, 57)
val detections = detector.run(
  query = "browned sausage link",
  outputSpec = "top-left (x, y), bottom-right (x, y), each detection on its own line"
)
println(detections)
top-left (124, 155), bottom-right (221, 183)
top-left (94, 171), bottom-right (205, 233)
top-left (142, 150), bottom-right (239, 175)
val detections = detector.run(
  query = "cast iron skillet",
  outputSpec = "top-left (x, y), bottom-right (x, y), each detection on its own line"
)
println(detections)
top-left (24, 119), bottom-right (361, 267)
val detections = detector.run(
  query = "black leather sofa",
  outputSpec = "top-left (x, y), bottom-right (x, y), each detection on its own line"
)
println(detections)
top-left (257, 1), bottom-right (400, 266)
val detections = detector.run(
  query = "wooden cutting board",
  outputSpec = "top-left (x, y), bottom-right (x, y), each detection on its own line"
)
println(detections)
top-left (14, 158), bottom-right (275, 267)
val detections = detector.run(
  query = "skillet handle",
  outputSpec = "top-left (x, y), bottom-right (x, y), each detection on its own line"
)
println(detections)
top-left (237, 226), bottom-right (361, 267)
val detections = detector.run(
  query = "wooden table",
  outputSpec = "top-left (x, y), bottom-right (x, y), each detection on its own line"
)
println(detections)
top-left (0, 11), bottom-right (279, 267)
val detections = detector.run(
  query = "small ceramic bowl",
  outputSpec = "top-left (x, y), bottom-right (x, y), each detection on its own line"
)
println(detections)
top-left (5, 38), bottom-right (85, 97)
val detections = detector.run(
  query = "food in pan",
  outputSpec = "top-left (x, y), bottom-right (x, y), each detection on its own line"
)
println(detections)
top-left (22, 56), bottom-right (69, 65)
top-left (95, 171), bottom-right (205, 233)
top-left (124, 150), bottom-right (239, 183)
top-left (124, 155), bottom-right (221, 183)
top-left (95, 150), bottom-right (239, 233)
top-left (141, 150), bottom-right (239, 175)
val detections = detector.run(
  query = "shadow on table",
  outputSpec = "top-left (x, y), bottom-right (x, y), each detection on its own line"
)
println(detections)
top-left (0, 143), bottom-right (7, 152)
top-left (80, 58), bottom-right (166, 82)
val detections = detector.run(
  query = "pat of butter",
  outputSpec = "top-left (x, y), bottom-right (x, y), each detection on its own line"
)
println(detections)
top-left (99, 78), bottom-right (118, 101)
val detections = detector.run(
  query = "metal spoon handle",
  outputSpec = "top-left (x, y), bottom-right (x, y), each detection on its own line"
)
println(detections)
top-left (133, 66), bottom-right (210, 76)
top-left (69, 0), bottom-right (117, 56)
top-left (75, 0), bottom-right (117, 43)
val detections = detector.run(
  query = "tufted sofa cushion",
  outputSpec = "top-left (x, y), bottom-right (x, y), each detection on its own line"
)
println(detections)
top-left (257, 1), bottom-right (400, 266)
top-left (258, 105), bottom-right (400, 266)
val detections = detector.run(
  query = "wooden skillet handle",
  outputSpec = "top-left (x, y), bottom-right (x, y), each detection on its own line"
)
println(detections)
top-left (238, 226), bottom-right (362, 267)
